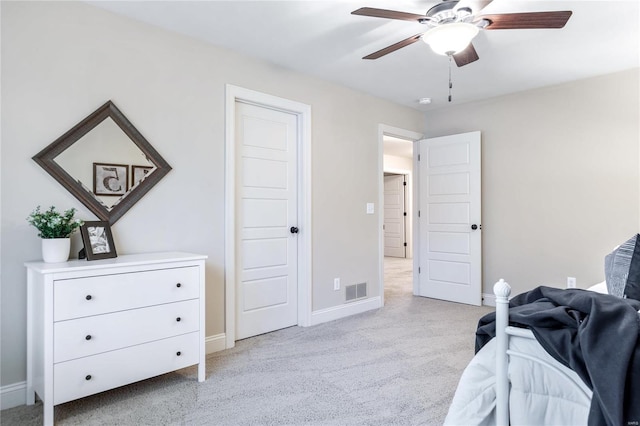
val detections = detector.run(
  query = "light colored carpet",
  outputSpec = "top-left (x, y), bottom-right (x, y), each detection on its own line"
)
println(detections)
top-left (2, 257), bottom-right (492, 425)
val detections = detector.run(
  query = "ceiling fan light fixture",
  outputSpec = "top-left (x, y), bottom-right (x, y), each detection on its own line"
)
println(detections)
top-left (421, 23), bottom-right (479, 55)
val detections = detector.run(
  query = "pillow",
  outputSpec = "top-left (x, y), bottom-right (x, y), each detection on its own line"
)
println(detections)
top-left (604, 234), bottom-right (640, 300)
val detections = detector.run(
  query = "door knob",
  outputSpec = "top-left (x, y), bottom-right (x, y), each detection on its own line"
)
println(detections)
top-left (471, 224), bottom-right (479, 230)
top-left (290, 227), bottom-right (299, 234)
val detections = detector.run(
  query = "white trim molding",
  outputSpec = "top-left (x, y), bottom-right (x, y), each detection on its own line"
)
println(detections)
top-left (205, 333), bottom-right (227, 354)
top-left (310, 297), bottom-right (382, 326)
top-left (224, 85), bottom-right (312, 348)
top-left (1, 381), bottom-right (27, 410)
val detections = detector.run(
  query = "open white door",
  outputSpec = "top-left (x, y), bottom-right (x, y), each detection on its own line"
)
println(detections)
top-left (416, 131), bottom-right (481, 306)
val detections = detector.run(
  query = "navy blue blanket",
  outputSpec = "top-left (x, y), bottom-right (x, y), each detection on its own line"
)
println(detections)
top-left (475, 286), bottom-right (640, 426)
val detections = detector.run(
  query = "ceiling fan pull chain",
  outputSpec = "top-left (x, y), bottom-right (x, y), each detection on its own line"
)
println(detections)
top-left (448, 54), bottom-right (453, 102)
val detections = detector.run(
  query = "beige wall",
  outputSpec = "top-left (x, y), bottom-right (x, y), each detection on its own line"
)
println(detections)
top-left (0, 1), bottom-right (424, 388)
top-left (383, 154), bottom-right (413, 172)
top-left (425, 69), bottom-right (640, 297)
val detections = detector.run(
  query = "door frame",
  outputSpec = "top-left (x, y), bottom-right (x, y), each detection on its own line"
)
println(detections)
top-left (225, 85), bottom-right (312, 348)
top-left (378, 124), bottom-right (423, 306)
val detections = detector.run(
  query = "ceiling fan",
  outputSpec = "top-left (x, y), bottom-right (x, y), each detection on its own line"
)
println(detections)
top-left (352, 0), bottom-right (572, 67)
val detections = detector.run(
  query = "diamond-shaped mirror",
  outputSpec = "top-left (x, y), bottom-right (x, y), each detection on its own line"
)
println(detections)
top-left (33, 101), bottom-right (171, 224)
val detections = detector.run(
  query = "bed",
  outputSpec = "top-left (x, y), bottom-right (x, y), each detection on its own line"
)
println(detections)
top-left (444, 278), bottom-right (640, 426)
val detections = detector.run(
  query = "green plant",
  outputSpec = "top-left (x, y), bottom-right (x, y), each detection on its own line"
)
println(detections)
top-left (27, 206), bottom-right (83, 239)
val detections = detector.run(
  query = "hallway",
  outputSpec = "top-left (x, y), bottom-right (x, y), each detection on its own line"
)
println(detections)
top-left (384, 256), bottom-right (413, 300)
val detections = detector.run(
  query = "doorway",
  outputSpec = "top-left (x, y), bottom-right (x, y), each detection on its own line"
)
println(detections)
top-left (379, 125), bottom-right (422, 304)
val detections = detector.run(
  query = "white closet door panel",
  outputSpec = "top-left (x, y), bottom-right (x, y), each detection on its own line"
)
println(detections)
top-left (242, 276), bottom-right (289, 311)
top-left (427, 142), bottom-right (469, 167)
top-left (428, 203), bottom-right (470, 224)
top-left (242, 116), bottom-right (288, 151)
top-left (428, 260), bottom-right (470, 284)
top-left (243, 158), bottom-right (287, 189)
top-left (236, 102), bottom-right (298, 339)
top-left (428, 231), bottom-right (470, 255)
top-left (243, 199), bottom-right (288, 228)
top-left (429, 172), bottom-right (469, 195)
top-left (242, 239), bottom-right (288, 270)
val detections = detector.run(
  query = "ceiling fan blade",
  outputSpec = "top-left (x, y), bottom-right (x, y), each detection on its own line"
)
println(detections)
top-left (351, 7), bottom-right (426, 22)
top-left (363, 33), bottom-right (425, 60)
top-left (453, 43), bottom-right (480, 67)
top-left (455, 0), bottom-right (493, 14)
top-left (478, 11), bottom-right (572, 30)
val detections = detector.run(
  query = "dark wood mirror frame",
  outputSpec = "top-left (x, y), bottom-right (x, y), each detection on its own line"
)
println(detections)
top-left (33, 101), bottom-right (172, 225)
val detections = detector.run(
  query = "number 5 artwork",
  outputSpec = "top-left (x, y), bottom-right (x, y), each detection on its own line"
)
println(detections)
top-left (93, 163), bottom-right (128, 196)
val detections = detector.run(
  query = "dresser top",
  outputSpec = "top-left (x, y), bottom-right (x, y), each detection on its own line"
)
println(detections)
top-left (24, 251), bottom-right (207, 273)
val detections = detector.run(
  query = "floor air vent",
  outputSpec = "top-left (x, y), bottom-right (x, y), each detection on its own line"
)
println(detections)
top-left (346, 282), bottom-right (367, 301)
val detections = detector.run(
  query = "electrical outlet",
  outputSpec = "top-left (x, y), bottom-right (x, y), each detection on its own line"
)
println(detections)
top-left (366, 203), bottom-right (374, 214)
top-left (334, 278), bottom-right (340, 291)
top-left (567, 277), bottom-right (576, 289)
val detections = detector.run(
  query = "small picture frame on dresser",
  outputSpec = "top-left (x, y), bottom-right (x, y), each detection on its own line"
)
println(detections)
top-left (80, 221), bottom-right (117, 260)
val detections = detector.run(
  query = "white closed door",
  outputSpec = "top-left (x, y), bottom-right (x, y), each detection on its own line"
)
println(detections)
top-left (384, 174), bottom-right (406, 258)
top-left (235, 101), bottom-right (298, 340)
top-left (417, 131), bottom-right (481, 306)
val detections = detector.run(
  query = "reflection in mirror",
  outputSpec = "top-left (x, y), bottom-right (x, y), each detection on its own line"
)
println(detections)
top-left (33, 101), bottom-right (171, 224)
top-left (55, 118), bottom-right (156, 209)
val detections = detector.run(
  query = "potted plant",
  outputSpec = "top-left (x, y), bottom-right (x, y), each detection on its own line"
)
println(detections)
top-left (27, 206), bottom-right (83, 263)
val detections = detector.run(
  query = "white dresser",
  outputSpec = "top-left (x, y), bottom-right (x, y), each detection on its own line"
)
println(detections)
top-left (25, 251), bottom-right (207, 426)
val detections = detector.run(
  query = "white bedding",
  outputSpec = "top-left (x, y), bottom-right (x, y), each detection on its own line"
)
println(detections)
top-left (444, 336), bottom-right (592, 426)
top-left (444, 284), bottom-right (607, 426)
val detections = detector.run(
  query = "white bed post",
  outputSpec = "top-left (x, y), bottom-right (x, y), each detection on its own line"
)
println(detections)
top-left (494, 279), bottom-right (511, 426)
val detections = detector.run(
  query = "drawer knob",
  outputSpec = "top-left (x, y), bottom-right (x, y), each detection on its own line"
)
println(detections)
top-left (176, 283), bottom-right (182, 288)
top-left (176, 317), bottom-right (181, 322)
top-left (176, 351), bottom-right (181, 356)
top-left (85, 295), bottom-right (92, 301)
top-left (85, 375), bottom-right (92, 381)
top-left (85, 335), bottom-right (92, 341)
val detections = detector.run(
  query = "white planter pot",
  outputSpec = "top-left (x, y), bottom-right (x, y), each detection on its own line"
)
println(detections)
top-left (42, 238), bottom-right (71, 263)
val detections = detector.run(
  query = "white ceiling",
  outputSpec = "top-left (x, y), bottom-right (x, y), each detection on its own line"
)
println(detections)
top-left (89, 0), bottom-right (639, 112)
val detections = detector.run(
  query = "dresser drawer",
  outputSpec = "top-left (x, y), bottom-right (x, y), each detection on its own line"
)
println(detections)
top-left (54, 266), bottom-right (199, 321)
top-left (54, 299), bottom-right (199, 363)
top-left (54, 332), bottom-right (200, 405)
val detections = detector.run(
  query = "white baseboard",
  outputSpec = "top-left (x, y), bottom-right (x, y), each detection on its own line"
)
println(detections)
top-left (1, 381), bottom-right (26, 410)
top-left (310, 296), bottom-right (382, 326)
top-left (205, 333), bottom-right (226, 354)
top-left (482, 292), bottom-right (496, 307)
